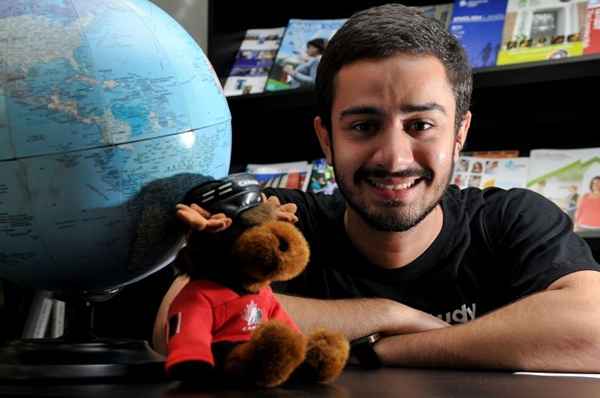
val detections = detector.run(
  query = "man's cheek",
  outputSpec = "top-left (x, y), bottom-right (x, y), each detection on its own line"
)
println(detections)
top-left (435, 152), bottom-right (449, 165)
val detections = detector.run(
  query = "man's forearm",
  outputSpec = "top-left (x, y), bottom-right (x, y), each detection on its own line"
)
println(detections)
top-left (275, 294), bottom-right (448, 341)
top-left (375, 271), bottom-right (600, 371)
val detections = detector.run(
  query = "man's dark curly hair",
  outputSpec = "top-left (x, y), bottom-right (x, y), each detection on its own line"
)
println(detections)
top-left (315, 4), bottom-right (472, 134)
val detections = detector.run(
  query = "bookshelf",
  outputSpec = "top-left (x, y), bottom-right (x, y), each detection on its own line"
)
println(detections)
top-left (207, 0), bottom-right (600, 258)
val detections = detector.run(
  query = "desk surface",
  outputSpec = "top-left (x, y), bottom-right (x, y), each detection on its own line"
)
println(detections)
top-left (2, 367), bottom-right (600, 398)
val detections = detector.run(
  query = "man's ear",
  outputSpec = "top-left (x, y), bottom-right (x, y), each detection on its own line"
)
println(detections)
top-left (454, 111), bottom-right (471, 161)
top-left (314, 116), bottom-right (333, 165)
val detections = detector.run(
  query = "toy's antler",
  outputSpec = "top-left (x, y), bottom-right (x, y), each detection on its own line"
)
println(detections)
top-left (175, 203), bottom-right (232, 233)
top-left (175, 173), bottom-right (262, 234)
top-left (266, 195), bottom-right (299, 224)
top-left (175, 193), bottom-right (299, 236)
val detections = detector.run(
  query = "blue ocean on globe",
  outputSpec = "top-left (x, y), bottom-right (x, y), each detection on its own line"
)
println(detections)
top-left (0, 0), bottom-right (231, 291)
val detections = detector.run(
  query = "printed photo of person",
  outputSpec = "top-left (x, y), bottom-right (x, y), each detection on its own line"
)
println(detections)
top-left (485, 160), bottom-right (499, 175)
top-left (468, 175), bottom-right (482, 188)
top-left (575, 175), bottom-right (600, 231)
top-left (453, 173), bottom-right (466, 188)
top-left (457, 158), bottom-right (469, 172)
top-left (283, 38), bottom-right (328, 88)
top-left (565, 184), bottom-right (580, 220)
top-left (471, 161), bottom-right (483, 174)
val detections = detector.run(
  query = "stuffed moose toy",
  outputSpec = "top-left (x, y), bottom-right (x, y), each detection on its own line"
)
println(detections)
top-left (162, 173), bottom-right (349, 387)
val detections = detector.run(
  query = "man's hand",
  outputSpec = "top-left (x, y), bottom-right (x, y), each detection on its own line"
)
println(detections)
top-left (382, 299), bottom-right (449, 336)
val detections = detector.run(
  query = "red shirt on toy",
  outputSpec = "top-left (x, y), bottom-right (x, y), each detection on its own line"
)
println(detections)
top-left (165, 279), bottom-right (300, 373)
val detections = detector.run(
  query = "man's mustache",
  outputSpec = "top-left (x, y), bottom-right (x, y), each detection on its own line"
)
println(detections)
top-left (355, 167), bottom-right (433, 182)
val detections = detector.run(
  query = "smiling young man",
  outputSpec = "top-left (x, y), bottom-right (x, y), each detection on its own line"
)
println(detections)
top-left (163, 4), bottom-right (600, 371)
top-left (318, 53), bottom-right (464, 270)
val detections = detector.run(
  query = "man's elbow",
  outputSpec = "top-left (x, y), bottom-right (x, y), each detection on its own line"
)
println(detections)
top-left (524, 317), bottom-right (600, 372)
top-left (568, 320), bottom-right (600, 372)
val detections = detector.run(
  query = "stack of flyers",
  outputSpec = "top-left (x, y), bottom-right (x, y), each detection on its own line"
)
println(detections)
top-left (308, 158), bottom-right (338, 195)
top-left (452, 156), bottom-right (529, 190)
top-left (246, 161), bottom-right (313, 191)
top-left (224, 28), bottom-right (285, 96)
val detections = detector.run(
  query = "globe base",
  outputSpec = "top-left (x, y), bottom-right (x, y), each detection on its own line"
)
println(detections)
top-left (0, 338), bottom-right (165, 380)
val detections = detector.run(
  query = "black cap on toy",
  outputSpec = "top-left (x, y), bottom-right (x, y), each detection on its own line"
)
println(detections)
top-left (183, 173), bottom-right (263, 219)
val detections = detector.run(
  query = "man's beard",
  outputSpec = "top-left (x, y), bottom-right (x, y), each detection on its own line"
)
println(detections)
top-left (333, 159), bottom-right (453, 232)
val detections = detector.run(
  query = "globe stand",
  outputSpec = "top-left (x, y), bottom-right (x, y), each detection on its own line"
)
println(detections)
top-left (0, 292), bottom-right (165, 381)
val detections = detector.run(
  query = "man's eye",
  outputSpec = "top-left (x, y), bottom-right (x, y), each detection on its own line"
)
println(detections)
top-left (351, 121), bottom-right (378, 133)
top-left (407, 121), bottom-right (433, 132)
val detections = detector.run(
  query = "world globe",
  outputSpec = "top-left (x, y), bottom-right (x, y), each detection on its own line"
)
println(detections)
top-left (0, 0), bottom-right (231, 292)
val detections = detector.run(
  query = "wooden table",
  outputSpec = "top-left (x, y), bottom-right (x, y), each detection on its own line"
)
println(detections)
top-left (2, 367), bottom-right (600, 397)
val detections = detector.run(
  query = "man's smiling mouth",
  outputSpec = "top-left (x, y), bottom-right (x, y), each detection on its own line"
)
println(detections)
top-left (366, 176), bottom-right (423, 191)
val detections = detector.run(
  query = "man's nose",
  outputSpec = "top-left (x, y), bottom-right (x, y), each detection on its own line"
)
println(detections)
top-left (372, 121), bottom-right (415, 171)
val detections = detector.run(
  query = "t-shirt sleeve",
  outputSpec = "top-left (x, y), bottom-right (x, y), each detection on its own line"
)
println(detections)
top-left (165, 287), bottom-right (214, 372)
top-left (484, 188), bottom-right (600, 299)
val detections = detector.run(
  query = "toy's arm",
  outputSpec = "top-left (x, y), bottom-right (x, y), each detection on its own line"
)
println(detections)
top-left (275, 294), bottom-right (448, 341)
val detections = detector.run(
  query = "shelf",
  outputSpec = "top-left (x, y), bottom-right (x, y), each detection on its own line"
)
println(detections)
top-left (226, 89), bottom-right (320, 167)
top-left (474, 53), bottom-right (600, 88)
top-left (226, 88), bottom-right (315, 109)
top-left (224, 52), bottom-right (600, 166)
top-left (224, 53), bottom-right (600, 108)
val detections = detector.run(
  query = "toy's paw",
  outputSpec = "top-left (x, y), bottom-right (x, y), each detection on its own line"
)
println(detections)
top-left (224, 320), bottom-right (307, 387)
top-left (293, 329), bottom-right (350, 383)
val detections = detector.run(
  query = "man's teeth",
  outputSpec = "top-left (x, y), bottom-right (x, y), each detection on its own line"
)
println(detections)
top-left (369, 178), bottom-right (419, 190)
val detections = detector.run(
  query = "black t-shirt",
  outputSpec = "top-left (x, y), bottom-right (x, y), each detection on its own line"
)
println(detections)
top-left (266, 186), bottom-right (600, 324)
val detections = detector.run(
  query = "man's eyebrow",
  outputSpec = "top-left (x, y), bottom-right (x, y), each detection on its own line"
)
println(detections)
top-left (339, 106), bottom-right (384, 119)
top-left (400, 102), bottom-right (447, 115)
top-left (339, 103), bottom-right (447, 119)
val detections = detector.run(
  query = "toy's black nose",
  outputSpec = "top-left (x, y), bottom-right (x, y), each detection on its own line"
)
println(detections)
top-left (278, 237), bottom-right (289, 252)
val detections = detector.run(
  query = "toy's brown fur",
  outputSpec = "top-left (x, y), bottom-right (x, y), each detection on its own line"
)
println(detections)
top-left (171, 199), bottom-right (349, 387)
top-left (224, 321), bottom-right (307, 387)
top-left (231, 221), bottom-right (310, 292)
